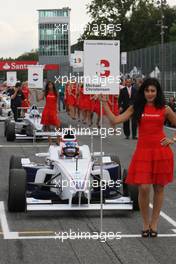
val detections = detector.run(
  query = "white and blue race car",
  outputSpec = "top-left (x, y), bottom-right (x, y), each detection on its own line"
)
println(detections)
top-left (4, 105), bottom-right (55, 141)
top-left (8, 129), bottom-right (139, 213)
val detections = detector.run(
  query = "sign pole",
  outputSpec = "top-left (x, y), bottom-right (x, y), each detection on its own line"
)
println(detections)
top-left (83, 39), bottom-right (120, 236)
top-left (100, 99), bottom-right (103, 233)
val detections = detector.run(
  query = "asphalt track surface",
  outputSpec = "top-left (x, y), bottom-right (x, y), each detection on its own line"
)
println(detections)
top-left (0, 113), bottom-right (176, 264)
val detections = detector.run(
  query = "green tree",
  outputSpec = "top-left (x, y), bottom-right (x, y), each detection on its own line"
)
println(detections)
top-left (79, 0), bottom-right (176, 51)
top-left (16, 49), bottom-right (38, 61)
top-left (80, 0), bottom-right (136, 48)
top-left (169, 23), bottom-right (176, 41)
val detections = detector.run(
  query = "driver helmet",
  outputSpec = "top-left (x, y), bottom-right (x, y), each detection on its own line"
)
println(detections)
top-left (61, 141), bottom-right (79, 157)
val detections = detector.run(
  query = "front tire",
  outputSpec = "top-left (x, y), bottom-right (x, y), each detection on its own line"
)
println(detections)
top-left (26, 124), bottom-right (34, 137)
top-left (8, 169), bottom-right (26, 212)
top-left (4, 119), bottom-right (10, 137)
top-left (9, 155), bottom-right (23, 170)
top-left (110, 155), bottom-right (121, 180)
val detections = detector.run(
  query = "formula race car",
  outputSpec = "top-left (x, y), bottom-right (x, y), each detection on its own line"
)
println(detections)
top-left (8, 129), bottom-right (139, 213)
top-left (4, 105), bottom-right (55, 141)
top-left (0, 93), bottom-right (11, 121)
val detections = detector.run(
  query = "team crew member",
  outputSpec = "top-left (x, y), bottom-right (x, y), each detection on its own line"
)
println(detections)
top-left (56, 80), bottom-right (65, 111)
top-left (101, 78), bottom-right (176, 237)
top-left (10, 82), bottom-right (25, 121)
top-left (118, 78), bottom-right (137, 139)
top-left (64, 81), bottom-right (70, 114)
top-left (35, 81), bottom-right (61, 145)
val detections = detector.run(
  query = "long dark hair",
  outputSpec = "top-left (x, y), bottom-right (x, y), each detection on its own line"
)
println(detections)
top-left (44, 81), bottom-right (58, 97)
top-left (133, 78), bottom-right (166, 123)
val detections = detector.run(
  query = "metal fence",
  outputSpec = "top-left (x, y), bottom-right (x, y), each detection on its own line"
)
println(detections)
top-left (121, 41), bottom-right (176, 92)
top-left (164, 91), bottom-right (176, 102)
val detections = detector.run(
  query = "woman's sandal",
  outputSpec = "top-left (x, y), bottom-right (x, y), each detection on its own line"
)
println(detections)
top-left (149, 229), bottom-right (158, 238)
top-left (141, 230), bottom-right (150, 238)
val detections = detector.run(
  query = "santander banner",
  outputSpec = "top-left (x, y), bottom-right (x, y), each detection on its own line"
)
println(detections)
top-left (0, 61), bottom-right (59, 71)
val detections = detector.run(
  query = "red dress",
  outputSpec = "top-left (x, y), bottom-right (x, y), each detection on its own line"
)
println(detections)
top-left (41, 92), bottom-right (60, 126)
top-left (83, 95), bottom-right (91, 111)
top-left (67, 83), bottom-right (76, 106)
top-left (90, 95), bottom-right (96, 112)
top-left (21, 86), bottom-right (30, 108)
top-left (126, 105), bottom-right (174, 185)
top-left (94, 98), bottom-right (105, 115)
top-left (108, 95), bottom-right (119, 115)
top-left (78, 86), bottom-right (84, 109)
top-left (75, 84), bottom-right (80, 108)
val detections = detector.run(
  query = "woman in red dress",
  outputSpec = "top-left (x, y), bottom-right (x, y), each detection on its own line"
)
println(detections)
top-left (102, 78), bottom-right (176, 237)
top-left (108, 95), bottom-right (119, 115)
top-left (78, 83), bottom-right (84, 122)
top-left (108, 95), bottom-right (119, 129)
top-left (35, 81), bottom-right (61, 145)
top-left (94, 94), bottom-right (107, 128)
top-left (82, 94), bottom-right (92, 125)
top-left (75, 82), bottom-right (81, 121)
top-left (67, 82), bottom-right (76, 119)
top-left (21, 81), bottom-right (31, 111)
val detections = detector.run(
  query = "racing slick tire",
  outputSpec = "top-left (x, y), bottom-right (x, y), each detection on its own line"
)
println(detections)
top-left (110, 155), bottom-right (121, 179)
top-left (6, 122), bottom-right (15, 141)
top-left (122, 169), bottom-right (129, 197)
top-left (4, 119), bottom-right (10, 136)
top-left (8, 169), bottom-right (26, 212)
top-left (123, 169), bottom-right (139, 211)
top-left (9, 155), bottom-right (23, 170)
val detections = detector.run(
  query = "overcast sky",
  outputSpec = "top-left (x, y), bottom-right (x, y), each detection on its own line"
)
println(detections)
top-left (0, 0), bottom-right (175, 58)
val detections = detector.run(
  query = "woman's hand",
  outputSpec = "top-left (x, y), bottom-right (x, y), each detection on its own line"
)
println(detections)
top-left (119, 107), bottom-right (123, 113)
top-left (160, 137), bottom-right (174, 146)
top-left (98, 95), bottom-right (108, 103)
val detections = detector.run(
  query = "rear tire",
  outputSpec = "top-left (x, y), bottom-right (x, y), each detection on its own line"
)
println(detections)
top-left (8, 169), bottom-right (26, 212)
top-left (6, 122), bottom-right (15, 141)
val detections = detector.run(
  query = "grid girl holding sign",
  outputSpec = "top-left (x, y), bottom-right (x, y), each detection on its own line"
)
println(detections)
top-left (101, 78), bottom-right (176, 237)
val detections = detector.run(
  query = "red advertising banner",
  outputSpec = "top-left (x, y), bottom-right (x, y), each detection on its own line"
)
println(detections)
top-left (0, 61), bottom-right (59, 71)
top-left (44, 64), bottom-right (59, 71)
